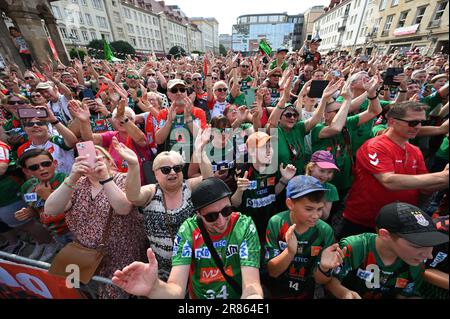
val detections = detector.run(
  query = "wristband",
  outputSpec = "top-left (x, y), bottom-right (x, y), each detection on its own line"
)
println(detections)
top-left (50, 120), bottom-right (60, 126)
top-left (279, 179), bottom-right (288, 186)
top-left (63, 178), bottom-right (76, 190)
top-left (99, 176), bottom-right (114, 185)
top-left (398, 89), bottom-right (407, 93)
top-left (368, 94), bottom-right (378, 100)
top-left (318, 264), bottom-right (332, 277)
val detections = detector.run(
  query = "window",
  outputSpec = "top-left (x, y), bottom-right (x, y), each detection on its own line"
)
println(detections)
top-left (117, 27), bottom-right (124, 37)
top-left (137, 26), bottom-right (140, 35)
top-left (81, 0), bottom-right (87, 5)
top-left (81, 30), bottom-right (89, 41)
top-left (78, 12), bottom-right (84, 25)
top-left (430, 1), bottom-right (448, 25)
top-left (382, 14), bottom-right (394, 35)
top-left (139, 13), bottom-right (143, 23)
top-left (379, 0), bottom-right (388, 10)
top-left (127, 23), bottom-right (134, 33)
top-left (90, 31), bottom-right (97, 40)
top-left (397, 11), bottom-right (409, 28)
top-left (124, 8), bottom-right (131, 19)
top-left (71, 0), bottom-right (78, 3)
top-left (69, 29), bottom-right (79, 40)
top-left (51, 6), bottom-right (61, 19)
top-left (96, 16), bottom-right (108, 29)
top-left (60, 27), bottom-right (68, 39)
top-left (153, 17), bottom-right (158, 26)
top-left (91, 0), bottom-right (102, 10)
top-left (85, 13), bottom-right (93, 25)
top-left (64, 9), bottom-right (74, 23)
top-left (134, 11), bottom-right (137, 20)
top-left (414, 6), bottom-right (427, 25)
top-left (391, 0), bottom-right (399, 6)
top-left (113, 12), bottom-right (121, 23)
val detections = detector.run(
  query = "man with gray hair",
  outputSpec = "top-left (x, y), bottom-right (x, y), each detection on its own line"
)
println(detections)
top-left (335, 101), bottom-right (449, 240)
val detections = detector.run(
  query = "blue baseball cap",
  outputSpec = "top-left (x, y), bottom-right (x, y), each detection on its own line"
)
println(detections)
top-left (286, 175), bottom-right (328, 199)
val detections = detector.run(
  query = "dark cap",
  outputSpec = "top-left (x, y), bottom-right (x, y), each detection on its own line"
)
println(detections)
top-left (376, 202), bottom-right (449, 247)
top-left (191, 177), bottom-right (232, 211)
top-left (311, 36), bottom-right (322, 43)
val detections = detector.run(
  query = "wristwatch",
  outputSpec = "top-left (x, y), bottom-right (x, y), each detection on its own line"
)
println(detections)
top-left (318, 264), bottom-right (332, 277)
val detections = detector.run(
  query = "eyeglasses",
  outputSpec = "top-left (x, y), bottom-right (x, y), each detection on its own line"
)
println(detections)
top-left (170, 87), bottom-right (187, 94)
top-left (241, 65), bottom-right (250, 68)
top-left (26, 161), bottom-right (53, 171)
top-left (24, 77), bottom-right (35, 80)
top-left (283, 112), bottom-right (299, 119)
top-left (215, 88), bottom-right (227, 93)
top-left (159, 164), bottom-right (184, 175)
top-left (24, 121), bottom-right (46, 128)
top-left (201, 206), bottom-right (234, 223)
top-left (57, 68), bottom-right (65, 71)
top-left (127, 74), bottom-right (140, 80)
top-left (212, 77), bottom-right (218, 81)
top-left (147, 73), bottom-right (156, 77)
top-left (271, 74), bottom-right (282, 78)
top-left (192, 77), bottom-right (202, 81)
top-left (393, 118), bottom-right (427, 127)
top-left (8, 100), bottom-right (26, 105)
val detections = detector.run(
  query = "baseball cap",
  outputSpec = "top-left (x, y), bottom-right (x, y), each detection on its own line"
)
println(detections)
top-left (246, 131), bottom-right (272, 150)
top-left (167, 79), bottom-right (186, 90)
top-left (311, 36), bottom-right (322, 43)
top-left (376, 202), bottom-right (449, 247)
top-left (277, 47), bottom-right (289, 53)
top-left (310, 151), bottom-right (340, 171)
top-left (191, 177), bottom-right (232, 211)
top-left (286, 175), bottom-right (328, 199)
top-left (36, 81), bottom-right (52, 90)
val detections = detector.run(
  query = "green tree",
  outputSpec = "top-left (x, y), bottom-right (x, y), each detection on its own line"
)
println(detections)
top-left (219, 44), bottom-right (227, 56)
top-left (69, 48), bottom-right (87, 61)
top-left (87, 39), bottom-right (105, 59)
top-left (169, 46), bottom-right (187, 59)
top-left (110, 40), bottom-right (135, 57)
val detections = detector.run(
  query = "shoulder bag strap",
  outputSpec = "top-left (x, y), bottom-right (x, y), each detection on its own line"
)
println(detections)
top-left (196, 216), bottom-right (242, 296)
top-left (98, 175), bottom-right (118, 249)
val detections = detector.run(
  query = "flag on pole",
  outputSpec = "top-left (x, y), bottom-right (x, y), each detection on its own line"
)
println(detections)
top-left (103, 39), bottom-right (115, 62)
top-left (259, 39), bottom-right (272, 56)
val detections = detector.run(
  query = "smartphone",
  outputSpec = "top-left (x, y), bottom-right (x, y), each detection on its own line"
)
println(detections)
top-left (82, 88), bottom-right (95, 100)
top-left (360, 55), bottom-right (369, 62)
top-left (76, 141), bottom-right (96, 169)
top-left (17, 108), bottom-right (48, 119)
top-left (307, 80), bottom-right (329, 98)
top-left (244, 88), bottom-right (257, 108)
top-left (383, 67), bottom-right (404, 86)
top-left (332, 70), bottom-right (342, 77)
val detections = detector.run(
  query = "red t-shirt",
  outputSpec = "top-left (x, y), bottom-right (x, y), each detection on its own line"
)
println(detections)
top-left (156, 106), bottom-right (207, 130)
top-left (343, 134), bottom-right (428, 229)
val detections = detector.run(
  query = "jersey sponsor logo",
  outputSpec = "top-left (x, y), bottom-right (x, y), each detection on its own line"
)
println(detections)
top-left (0, 147), bottom-right (8, 160)
top-left (356, 268), bottom-right (374, 282)
top-left (246, 194), bottom-right (276, 208)
top-left (226, 245), bottom-right (239, 258)
top-left (199, 266), bottom-right (234, 285)
top-left (311, 246), bottom-right (322, 257)
top-left (411, 211), bottom-right (429, 227)
top-left (256, 188), bottom-right (269, 196)
top-left (172, 235), bottom-right (182, 257)
top-left (368, 152), bottom-right (379, 166)
top-left (213, 240), bottom-right (227, 248)
top-left (293, 256), bottom-right (309, 263)
top-left (248, 180), bottom-right (257, 190)
top-left (240, 240), bottom-right (248, 259)
top-left (195, 247), bottom-right (211, 259)
top-left (395, 278), bottom-right (409, 289)
top-left (278, 241), bottom-right (288, 251)
top-left (181, 241), bottom-right (192, 258)
top-left (430, 252), bottom-right (448, 268)
top-left (249, 223), bottom-right (256, 234)
top-left (24, 192), bottom-right (38, 203)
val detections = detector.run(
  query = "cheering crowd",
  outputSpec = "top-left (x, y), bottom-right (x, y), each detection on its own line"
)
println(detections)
top-left (0, 36), bottom-right (448, 299)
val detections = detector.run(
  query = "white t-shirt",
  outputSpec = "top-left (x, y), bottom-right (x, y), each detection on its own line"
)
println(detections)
top-left (210, 101), bottom-right (229, 119)
top-left (48, 94), bottom-right (72, 125)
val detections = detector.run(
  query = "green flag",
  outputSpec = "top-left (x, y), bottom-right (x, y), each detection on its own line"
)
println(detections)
top-left (259, 39), bottom-right (272, 56)
top-left (103, 39), bottom-right (114, 62)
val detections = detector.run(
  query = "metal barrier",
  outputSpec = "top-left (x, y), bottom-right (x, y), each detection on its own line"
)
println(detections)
top-left (0, 250), bottom-right (118, 299)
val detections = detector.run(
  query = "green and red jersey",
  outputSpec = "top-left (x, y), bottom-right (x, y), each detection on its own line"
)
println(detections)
top-left (332, 233), bottom-right (424, 299)
top-left (171, 212), bottom-right (260, 299)
top-left (264, 210), bottom-right (334, 298)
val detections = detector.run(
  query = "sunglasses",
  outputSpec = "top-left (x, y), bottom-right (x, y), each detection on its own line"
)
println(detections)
top-left (170, 87), bottom-right (187, 94)
top-left (26, 161), bottom-right (53, 171)
top-left (8, 100), bottom-right (26, 105)
top-left (201, 205), bottom-right (234, 223)
top-left (241, 65), bottom-right (250, 68)
top-left (159, 164), bottom-right (184, 175)
top-left (147, 73), bottom-right (156, 77)
top-left (215, 88), bottom-right (227, 93)
top-left (212, 77), bottom-right (218, 81)
top-left (283, 112), bottom-right (299, 119)
top-left (127, 74), bottom-right (140, 80)
top-left (393, 118), bottom-right (426, 127)
top-left (192, 77), bottom-right (202, 81)
top-left (24, 121), bottom-right (46, 127)
top-left (271, 74), bottom-right (282, 78)
top-left (24, 77), bottom-right (35, 80)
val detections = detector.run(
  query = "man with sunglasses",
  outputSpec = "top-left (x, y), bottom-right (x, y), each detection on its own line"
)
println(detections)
top-left (191, 73), bottom-right (213, 122)
top-left (337, 101), bottom-right (449, 240)
top-left (113, 177), bottom-right (263, 299)
top-left (122, 70), bottom-right (144, 114)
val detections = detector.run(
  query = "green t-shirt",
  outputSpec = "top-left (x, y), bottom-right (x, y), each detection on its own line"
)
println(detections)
top-left (421, 91), bottom-right (443, 118)
top-left (278, 121), bottom-right (307, 175)
top-left (311, 115), bottom-right (360, 191)
top-left (372, 123), bottom-right (388, 136)
top-left (269, 60), bottom-right (288, 71)
top-left (436, 136), bottom-right (449, 161)
top-left (332, 233), bottom-right (424, 299)
top-left (226, 93), bottom-right (247, 107)
top-left (171, 213), bottom-right (261, 299)
top-left (264, 211), bottom-right (334, 298)
top-left (324, 182), bottom-right (339, 202)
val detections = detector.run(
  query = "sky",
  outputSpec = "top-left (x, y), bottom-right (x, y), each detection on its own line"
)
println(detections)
top-left (164, 0), bottom-right (330, 34)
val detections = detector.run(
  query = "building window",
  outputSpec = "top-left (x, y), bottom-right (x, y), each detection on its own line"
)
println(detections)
top-left (382, 14), bottom-right (394, 36)
top-left (71, 0), bottom-right (78, 4)
top-left (130, 38), bottom-right (137, 46)
top-left (51, 6), bottom-right (61, 19)
top-left (133, 11), bottom-right (137, 20)
top-left (430, 1), bottom-right (448, 27)
top-left (96, 16), bottom-right (108, 29)
top-left (91, 0), bottom-right (102, 10)
top-left (397, 11), bottom-right (409, 28)
top-left (124, 8), bottom-right (131, 19)
top-left (153, 17), bottom-right (158, 26)
top-left (85, 13), bottom-right (93, 25)
top-left (113, 12), bottom-right (121, 23)
top-left (391, 0), bottom-right (399, 7)
top-left (81, 0), bottom-right (87, 5)
top-left (127, 23), bottom-right (134, 33)
top-left (379, 0), bottom-right (388, 10)
top-left (60, 27), bottom-right (68, 39)
top-left (69, 29), bottom-right (79, 40)
top-left (81, 30), bottom-right (89, 42)
top-left (90, 31), bottom-right (97, 40)
top-left (117, 27), bottom-right (124, 37)
top-left (414, 6), bottom-right (427, 25)
top-left (78, 12), bottom-right (84, 25)
top-left (64, 9), bottom-right (74, 23)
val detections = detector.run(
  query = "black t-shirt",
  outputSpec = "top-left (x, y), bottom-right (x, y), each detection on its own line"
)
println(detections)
top-left (302, 50), bottom-right (322, 68)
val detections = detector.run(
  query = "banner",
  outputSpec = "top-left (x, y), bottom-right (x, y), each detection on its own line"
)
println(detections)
top-left (0, 260), bottom-right (82, 299)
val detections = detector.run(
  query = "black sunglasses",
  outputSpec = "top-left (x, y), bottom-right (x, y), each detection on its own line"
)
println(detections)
top-left (24, 77), bottom-right (35, 80)
top-left (26, 160), bottom-right (52, 171)
top-left (271, 74), bottom-right (282, 78)
top-left (393, 118), bottom-right (426, 127)
top-left (283, 112), bottom-right (299, 119)
top-left (24, 121), bottom-right (46, 127)
top-left (201, 206), bottom-right (234, 223)
top-left (241, 65), bottom-right (250, 68)
top-left (170, 87), bottom-right (187, 94)
top-left (212, 77), bottom-right (218, 81)
top-left (8, 100), bottom-right (26, 105)
top-left (192, 77), bottom-right (202, 81)
top-left (215, 88), bottom-right (227, 93)
top-left (159, 164), bottom-right (184, 175)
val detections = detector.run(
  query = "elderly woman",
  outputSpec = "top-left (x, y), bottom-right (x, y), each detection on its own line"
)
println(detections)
top-left (69, 98), bottom-right (152, 183)
top-left (145, 76), bottom-right (169, 108)
top-left (112, 128), bottom-right (213, 281)
top-left (44, 146), bottom-right (147, 299)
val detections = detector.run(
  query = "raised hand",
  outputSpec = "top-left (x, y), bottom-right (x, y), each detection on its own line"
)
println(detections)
top-left (322, 78), bottom-right (345, 100)
top-left (285, 224), bottom-right (298, 256)
top-left (194, 125), bottom-right (211, 151)
top-left (112, 248), bottom-right (159, 297)
top-left (339, 80), bottom-right (353, 100)
top-left (70, 155), bottom-right (92, 181)
top-left (35, 182), bottom-right (52, 200)
top-left (235, 171), bottom-right (250, 192)
top-left (237, 105), bottom-right (249, 123)
top-left (280, 163), bottom-right (297, 181)
top-left (363, 73), bottom-right (382, 96)
top-left (320, 243), bottom-right (347, 270)
top-left (69, 99), bottom-right (90, 122)
top-left (112, 137), bottom-right (139, 166)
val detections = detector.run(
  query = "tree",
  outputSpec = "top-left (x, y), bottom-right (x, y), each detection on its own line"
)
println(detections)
top-left (87, 39), bottom-right (135, 59)
top-left (69, 48), bottom-right (87, 61)
top-left (110, 40), bottom-right (135, 56)
top-left (168, 46), bottom-right (187, 59)
top-left (87, 39), bottom-right (105, 59)
top-left (219, 44), bottom-right (227, 56)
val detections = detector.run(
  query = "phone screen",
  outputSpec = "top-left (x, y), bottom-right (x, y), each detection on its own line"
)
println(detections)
top-left (383, 67), bottom-right (404, 86)
top-left (244, 88), bottom-right (257, 108)
top-left (307, 80), bottom-right (329, 98)
top-left (82, 88), bottom-right (95, 100)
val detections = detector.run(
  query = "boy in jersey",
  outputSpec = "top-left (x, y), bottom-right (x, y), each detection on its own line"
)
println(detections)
top-left (315, 202), bottom-right (449, 299)
top-left (112, 177), bottom-right (263, 299)
top-left (264, 175), bottom-right (334, 298)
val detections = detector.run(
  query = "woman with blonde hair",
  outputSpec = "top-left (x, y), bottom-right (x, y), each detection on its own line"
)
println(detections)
top-left (45, 145), bottom-right (147, 298)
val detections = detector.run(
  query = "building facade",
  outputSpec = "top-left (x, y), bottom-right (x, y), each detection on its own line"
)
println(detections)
top-left (367, 0), bottom-right (449, 54)
top-left (301, 6), bottom-right (325, 44)
top-left (232, 13), bottom-right (304, 54)
top-left (190, 17), bottom-right (219, 54)
top-left (219, 34), bottom-right (232, 50)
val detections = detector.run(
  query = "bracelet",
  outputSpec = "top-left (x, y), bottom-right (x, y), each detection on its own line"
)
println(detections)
top-left (279, 179), bottom-right (288, 186)
top-left (318, 264), bottom-right (332, 277)
top-left (99, 176), bottom-right (114, 185)
top-left (63, 178), bottom-right (76, 190)
top-left (367, 94), bottom-right (378, 100)
top-left (398, 89), bottom-right (407, 93)
top-left (50, 120), bottom-right (60, 126)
